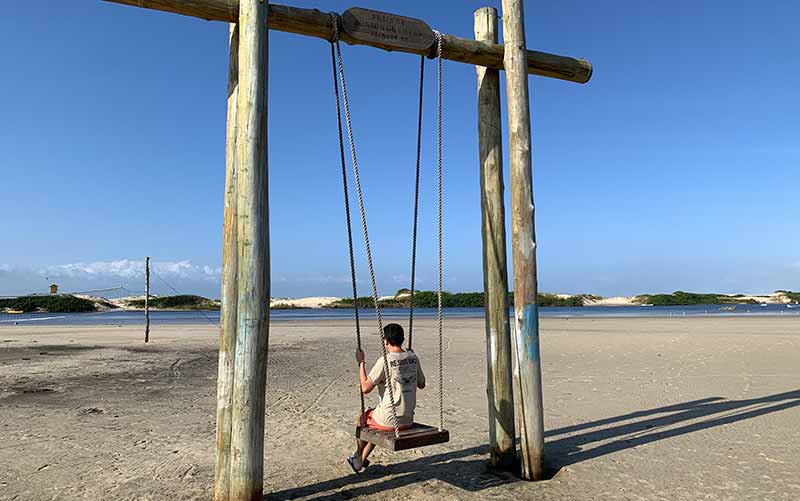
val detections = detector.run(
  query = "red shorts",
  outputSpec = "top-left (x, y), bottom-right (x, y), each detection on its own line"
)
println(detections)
top-left (363, 408), bottom-right (412, 432)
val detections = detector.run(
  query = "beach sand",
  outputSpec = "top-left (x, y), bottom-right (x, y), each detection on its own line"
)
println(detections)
top-left (1, 317), bottom-right (798, 500)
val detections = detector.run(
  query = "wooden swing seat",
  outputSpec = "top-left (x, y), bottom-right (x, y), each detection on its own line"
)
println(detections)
top-left (356, 423), bottom-right (450, 451)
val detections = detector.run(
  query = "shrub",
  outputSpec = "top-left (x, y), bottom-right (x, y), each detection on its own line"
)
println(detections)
top-left (0, 295), bottom-right (97, 313)
top-left (128, 295), bottom-right (219, 310)
top-left (637, 291), bottom-right (757, 306)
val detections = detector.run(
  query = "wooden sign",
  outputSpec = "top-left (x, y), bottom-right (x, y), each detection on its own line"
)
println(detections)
top-left (341, 8), bottom-right (434, 52)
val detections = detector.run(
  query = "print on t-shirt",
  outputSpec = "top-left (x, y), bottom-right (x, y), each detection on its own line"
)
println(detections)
top-left (367, 351), bottom-right (426, 427)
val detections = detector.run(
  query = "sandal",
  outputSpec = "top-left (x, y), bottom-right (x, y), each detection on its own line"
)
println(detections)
top-left (346, 453), bottom-right (362, 474)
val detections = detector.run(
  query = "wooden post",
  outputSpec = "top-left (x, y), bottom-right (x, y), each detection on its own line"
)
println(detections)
top-left (502, 0), bottom-right (546, 480)
top-left (144, 256), bottom-right (150, 343)
top-left (229, 0), bottom-right (270, 498)
top-left (474, 6), bottom-right (516, 471)
top-left (214, 22), bottom-right (239, 501)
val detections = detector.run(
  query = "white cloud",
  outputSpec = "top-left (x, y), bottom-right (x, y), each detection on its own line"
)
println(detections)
top-left (391, 274), bottom-right (409, 284)
top-left (1, 260), bottom-right (465, 298)
top-left (0, 259), bottom-right (222, 297)
top-left (34, 259), bottom-right (221, 282)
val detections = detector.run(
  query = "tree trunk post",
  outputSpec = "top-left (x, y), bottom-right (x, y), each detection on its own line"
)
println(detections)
top-left (229, 0), bottom-right (270, 498)
top-left (214, 22), bottom-right (240, 501)
top-left (501, 0), bottom-right (546, 481)
top-left (474, 6), bottom-right (517, 471)
top-left (144, 256), bottom-right (150, 343)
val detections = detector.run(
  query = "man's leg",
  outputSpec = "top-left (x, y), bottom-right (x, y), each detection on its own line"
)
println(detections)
top-left (361, 442), bottom-right (375, 463)
top-left (357, 408), bottom-right (375, 466)
top-left (348, 412), bottom-right (368, 472)
top-left (355, 412), bottom-right (368, 456)
top-left (355, 438), bottom-right (368, 461)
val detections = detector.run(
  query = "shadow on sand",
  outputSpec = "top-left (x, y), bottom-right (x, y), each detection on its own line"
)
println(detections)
top-left (266, 389), bottom-right (800, 500)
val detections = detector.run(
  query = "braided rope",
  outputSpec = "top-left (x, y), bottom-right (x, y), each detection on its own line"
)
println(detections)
top-left (433, 30), bottom-right (444, 432)
top-left (332, 18), bottom-right (401, 437)
top-left (329, 19), bottom-right (364, 415)
top-left (407, 55), bottom-right (425, 351)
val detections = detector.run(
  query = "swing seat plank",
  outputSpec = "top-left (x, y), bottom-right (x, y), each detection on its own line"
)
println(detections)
top-left (356, 423), bottom-right (450, 451)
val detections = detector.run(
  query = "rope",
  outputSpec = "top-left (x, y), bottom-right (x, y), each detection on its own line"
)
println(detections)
top-left (331, 15), bottom-right (401, 437)
top-left (407, 55), bottom-right (425, 351)
top-left (329, 18), bottom-right (365, 415)
top-left (433, 30), bottom-right (445, 432)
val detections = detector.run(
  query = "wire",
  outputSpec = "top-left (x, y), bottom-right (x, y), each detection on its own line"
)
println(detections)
top-left (150, 271), bottom-right (218, 327)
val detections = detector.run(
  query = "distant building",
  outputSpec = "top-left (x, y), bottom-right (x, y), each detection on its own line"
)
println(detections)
top-left (49, 284), bottom-right (59, 294)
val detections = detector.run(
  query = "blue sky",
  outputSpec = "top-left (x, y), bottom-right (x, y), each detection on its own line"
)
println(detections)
top-left (1, 0), bottom-right (798, 298)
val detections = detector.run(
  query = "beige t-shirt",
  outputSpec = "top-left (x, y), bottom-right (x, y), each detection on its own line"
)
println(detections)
top-left (367, 351), bottom-right (425, 427)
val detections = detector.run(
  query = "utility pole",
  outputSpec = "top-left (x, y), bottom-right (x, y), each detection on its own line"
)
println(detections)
top-left (145, 256), bottom-right (150, 343)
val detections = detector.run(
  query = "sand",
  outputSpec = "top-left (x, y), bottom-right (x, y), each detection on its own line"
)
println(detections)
top-left (270, 297), bottom-right (341, 308)
top-left (583, 296), bottom-right (637, 306)
top-left (1, 317), bottom-right (799, 500)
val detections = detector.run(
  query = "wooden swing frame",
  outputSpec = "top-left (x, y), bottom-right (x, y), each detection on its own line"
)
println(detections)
top-left (95, 0), bottom-right (592, 496)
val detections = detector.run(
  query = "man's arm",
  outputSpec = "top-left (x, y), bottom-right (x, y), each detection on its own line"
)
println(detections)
top-left (356, 349), bottom-right (376, 394)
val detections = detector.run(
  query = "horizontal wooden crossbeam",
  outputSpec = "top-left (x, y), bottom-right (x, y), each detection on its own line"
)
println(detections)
top-left (103, 1), bottom-right (592, 84)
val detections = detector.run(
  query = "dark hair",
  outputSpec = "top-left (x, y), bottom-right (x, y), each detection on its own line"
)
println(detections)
top-left (383, 323), bottom-right (405, 347)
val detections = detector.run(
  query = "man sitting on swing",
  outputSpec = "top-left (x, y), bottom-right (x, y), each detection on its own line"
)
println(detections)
top-left (347, 323), bottom-right (425, 473)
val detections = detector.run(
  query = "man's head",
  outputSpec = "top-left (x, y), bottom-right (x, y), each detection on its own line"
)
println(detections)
top-left (383, 323), bottom-right (405, 347)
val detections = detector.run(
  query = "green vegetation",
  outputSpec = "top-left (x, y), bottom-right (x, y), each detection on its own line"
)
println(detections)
top-left (781, 291), bottom-right (800, 302)
top-left (414, 291), bottom-right (485, 308)
top-left (327, 290), bottom-right (588, 308)
top-left (635, 291), bottom-right (757, 306)
top-left (327, 296), bottom-right (404, 308)
top-left (128, 295), bottom-right (220, 310)
top-left (536, 293), bottom-right (584, 307)
top-left (0, 294), bottom-right (99, 313)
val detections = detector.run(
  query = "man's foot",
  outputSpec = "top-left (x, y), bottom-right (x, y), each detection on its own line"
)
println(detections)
top-left (347, 453), bottom-right (363, 474)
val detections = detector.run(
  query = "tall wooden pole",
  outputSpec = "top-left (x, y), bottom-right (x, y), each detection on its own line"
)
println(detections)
top-left (474, 6), bottom-right (516, 471)
top-left (229, 0), bottom-right (270, 498)
top-left (214, 22), bottom-right (240, 501)
top-left (144, 256), bottom-right (150, 343)
top-left (502, 0), bottom-right (546, 480)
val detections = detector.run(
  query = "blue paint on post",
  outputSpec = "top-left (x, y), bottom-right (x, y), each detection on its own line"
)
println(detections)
top-left (522, 303), bottom-right (540, 362)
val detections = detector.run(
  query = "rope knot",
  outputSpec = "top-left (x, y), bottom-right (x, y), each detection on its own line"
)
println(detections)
top-left (328, 12), bottom-right (340, 43)
top-left (430, 30), bottom-right (444, 59)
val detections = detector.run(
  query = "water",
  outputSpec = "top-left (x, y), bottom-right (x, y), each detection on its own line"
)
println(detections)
top-left (1, 304), bottom-right (798, 326)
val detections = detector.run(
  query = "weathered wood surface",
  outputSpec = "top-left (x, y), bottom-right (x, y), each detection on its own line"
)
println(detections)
top-left (144, 256), bottom-right (150, 343)
top-left (102, 1), bottom-right (592, 83)
top-left (341, 7), bottom-right (434, 51)
top-left (356, 424), bottom-right (450, 452)
top-left (213, 22), bottom-right (239, 501)
top-left (228, 0), bottom-right (271, 498)
top-left (502, 0), bottom-right (546, 481)
top-left (474, 6), bottom-right (516, 472)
